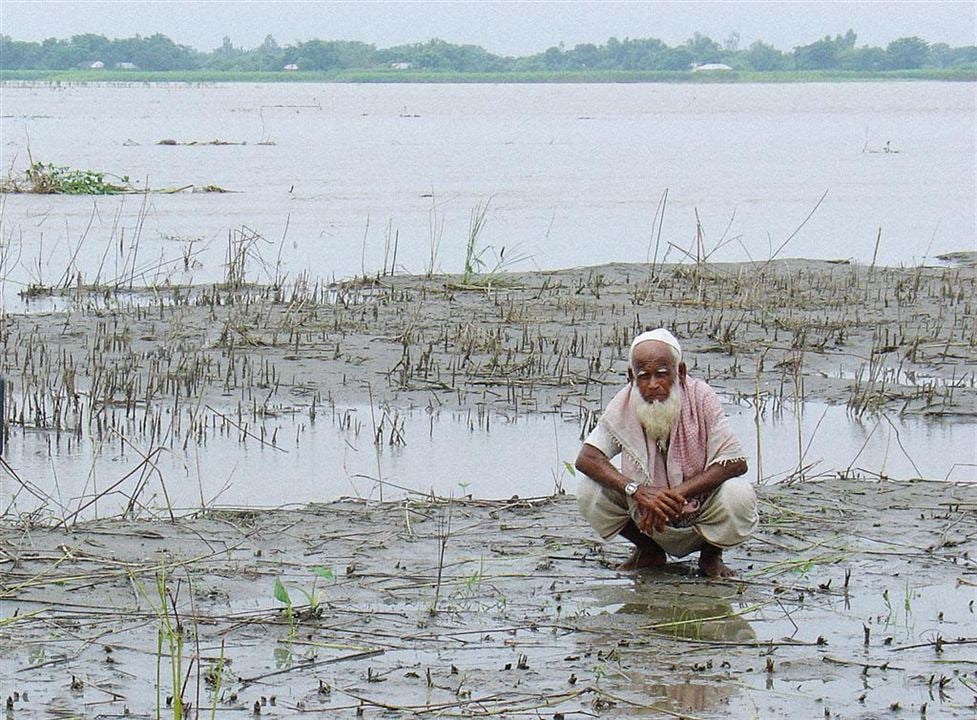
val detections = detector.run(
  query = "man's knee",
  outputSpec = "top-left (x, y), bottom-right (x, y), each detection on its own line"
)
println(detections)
top-left (715, 477), bottom-right (758, 521)
top-left (577, 476), bottom-right (630, 540)
top-left (696, 477), bottom-right (758, 548)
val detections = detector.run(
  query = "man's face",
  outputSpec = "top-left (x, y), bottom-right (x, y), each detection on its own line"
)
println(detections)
top-left (628, 340), bottom-right (684, 404)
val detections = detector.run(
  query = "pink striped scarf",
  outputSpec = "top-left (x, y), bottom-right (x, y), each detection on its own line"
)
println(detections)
top-left (599, 377), bottom-right (745, 511)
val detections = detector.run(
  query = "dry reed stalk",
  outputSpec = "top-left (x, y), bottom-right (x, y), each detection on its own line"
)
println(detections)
top-left (57, 446), bottom-right (165, 528)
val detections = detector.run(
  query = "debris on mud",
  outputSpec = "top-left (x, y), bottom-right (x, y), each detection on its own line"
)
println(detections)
top-left (1, 480), bottom-right (974, 717)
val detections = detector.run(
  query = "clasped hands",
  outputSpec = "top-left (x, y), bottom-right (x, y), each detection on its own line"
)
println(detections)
top-left (631, 485), bottom-right (687, 535)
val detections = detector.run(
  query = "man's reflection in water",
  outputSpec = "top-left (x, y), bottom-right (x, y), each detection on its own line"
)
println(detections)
top-left (621, 589), bottom-right (755, 643)
top-left (579, 575), bottom-right (756, 713)
top-left (643, 681), bottom-right (732, 713)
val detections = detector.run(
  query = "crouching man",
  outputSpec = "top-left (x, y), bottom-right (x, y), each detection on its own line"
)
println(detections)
top-left (575, 329), bottom-right (758, 578)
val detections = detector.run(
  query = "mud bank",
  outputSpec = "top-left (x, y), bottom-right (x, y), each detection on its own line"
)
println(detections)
top-left (1, 480), bottom-right (975, 717)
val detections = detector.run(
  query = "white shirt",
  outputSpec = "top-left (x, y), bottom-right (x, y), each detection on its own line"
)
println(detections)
top-left (584, 423), bottom-right (623, 460)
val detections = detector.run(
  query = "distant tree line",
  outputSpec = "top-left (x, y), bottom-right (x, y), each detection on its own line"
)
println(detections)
top-left (1, 30), bottom-right (974, 72)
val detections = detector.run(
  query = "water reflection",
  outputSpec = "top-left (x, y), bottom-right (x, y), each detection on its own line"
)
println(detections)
top-left (641, 681), bottom-right (733, 715)
top-left (587, 575), bottom-right (756, 643)
top-left (580, 575), bottom-right (751, 715)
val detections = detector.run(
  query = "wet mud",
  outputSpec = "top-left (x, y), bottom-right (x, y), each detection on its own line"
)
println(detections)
top-left (1, 480), bottom-right (975, 717)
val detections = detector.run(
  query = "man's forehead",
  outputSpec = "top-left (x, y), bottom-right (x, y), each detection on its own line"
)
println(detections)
top-left (631, 341), bottom-right (677, 366)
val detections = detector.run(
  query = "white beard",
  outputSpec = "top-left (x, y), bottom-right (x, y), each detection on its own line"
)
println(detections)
top-left (632, 383), bottom-right (683, 448)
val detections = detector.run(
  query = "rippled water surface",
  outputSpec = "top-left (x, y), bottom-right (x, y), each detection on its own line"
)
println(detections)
top-left (0, 81), bottom-right (973, 306)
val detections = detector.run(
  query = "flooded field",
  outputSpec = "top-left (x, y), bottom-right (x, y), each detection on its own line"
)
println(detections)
top-left (0, 71), bottom-right (975, 717)
top-left (0, 253), bottom-right (974, 715)
top-left (1, 258), bottom-right (974, 517)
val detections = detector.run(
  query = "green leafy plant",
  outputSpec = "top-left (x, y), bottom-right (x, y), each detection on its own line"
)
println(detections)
top-left (458, 199), bottom-right (532, 285)
top-left (203, 641), bottom-right (229, 720)
top-left (273, 576), bottom-right (294, 628)
top-left (592, 663), bottom-right (607, 684)
top-left (460, 559), bottom-right (484, 596)
top-left (882, 587), bottom-right (893, 627)
top-left (157, 573), bottom-right (186, 720)
top-left (552, 460), bottom-right (577, 494)
top-left (426, 192), bottom-right (444, 277)
top-left (273, 566), bottom-right (335, 635)
top-left (3, 161), bottom-right (134, 194)
top-left (132, 566), bottom-right (188, 720)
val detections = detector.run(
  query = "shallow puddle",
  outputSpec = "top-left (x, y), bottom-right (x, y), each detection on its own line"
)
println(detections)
top-left (2, 399), bottom-right (973, 519)
top-left (572, 568), bottom-right (976, 717)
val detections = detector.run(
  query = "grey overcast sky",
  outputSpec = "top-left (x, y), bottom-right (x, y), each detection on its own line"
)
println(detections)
top-left (2, 1), bottom-right (974, 54)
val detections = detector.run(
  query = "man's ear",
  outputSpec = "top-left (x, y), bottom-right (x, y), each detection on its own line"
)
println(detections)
top-left (678, 361), bottom-right (687, 384)
top-left (627, 366), bottom-right (634, 383)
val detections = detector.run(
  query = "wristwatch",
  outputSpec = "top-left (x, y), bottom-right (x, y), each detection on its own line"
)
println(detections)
top-left (624, 481), bottom-right (640, 497)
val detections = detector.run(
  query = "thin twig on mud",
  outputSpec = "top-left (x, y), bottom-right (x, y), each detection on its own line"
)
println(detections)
top-left (237, 648), bottom-right (385, 686)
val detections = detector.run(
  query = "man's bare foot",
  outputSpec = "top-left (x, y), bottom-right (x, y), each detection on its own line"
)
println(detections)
top-left (617, 521), bottom-right (668, 571)
top-left (698, 544), bottom-right (735, 578)
top-left (617, 544), bottom-right (667, 571)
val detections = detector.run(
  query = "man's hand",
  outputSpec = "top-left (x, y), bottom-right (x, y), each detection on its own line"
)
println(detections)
top-left (633, 486), bottom-right (685, 534)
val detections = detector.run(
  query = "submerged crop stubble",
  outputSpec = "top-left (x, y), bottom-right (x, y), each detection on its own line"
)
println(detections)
top-left (2, 259), bottom-right (973, 460)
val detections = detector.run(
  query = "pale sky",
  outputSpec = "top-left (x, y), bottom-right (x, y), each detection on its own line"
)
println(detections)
top-left (2, 1), bottom-right (974, 54)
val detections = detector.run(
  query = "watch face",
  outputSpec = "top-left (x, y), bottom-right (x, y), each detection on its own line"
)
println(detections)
top-left (625, 482), bottom-right (639, 496)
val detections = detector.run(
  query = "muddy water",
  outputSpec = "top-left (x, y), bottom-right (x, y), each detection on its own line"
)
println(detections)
top-left (3, 481), bottom-right (973, 718)
top-left (1, 81), bottom-right (974, 308)
top-left (3, 398), bottom-right (972, 519)
top-left (579, 574), bottom-right (976, 716)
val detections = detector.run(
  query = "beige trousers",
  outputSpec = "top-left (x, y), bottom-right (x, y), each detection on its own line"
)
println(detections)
top-left (577, 476), bottom-right (758, 558)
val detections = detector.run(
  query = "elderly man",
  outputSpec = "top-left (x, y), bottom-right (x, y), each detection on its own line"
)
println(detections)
top-left (575, 329), bottom-right (757, 578)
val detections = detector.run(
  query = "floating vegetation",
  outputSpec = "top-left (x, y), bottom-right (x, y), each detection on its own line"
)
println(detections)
top-left (0, 160), bottom-right (232, 195)
top-left (0, 162), bottom-right (234, 195)
top-left (937, 250), bottom-right (977, 267)
top-left (157, 184), bottom-right (234, 193)
top-left (0, 161), bottom-right (135, 194)
top-left (157, 138), bottom-right (276, 146)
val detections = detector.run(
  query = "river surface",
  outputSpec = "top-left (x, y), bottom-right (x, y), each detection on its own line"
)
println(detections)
top-left (0, 81), bottom-right (974, 307)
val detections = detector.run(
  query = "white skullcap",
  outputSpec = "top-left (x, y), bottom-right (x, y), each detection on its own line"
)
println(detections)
top-left (629, 328), bottom-right (682, 363)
